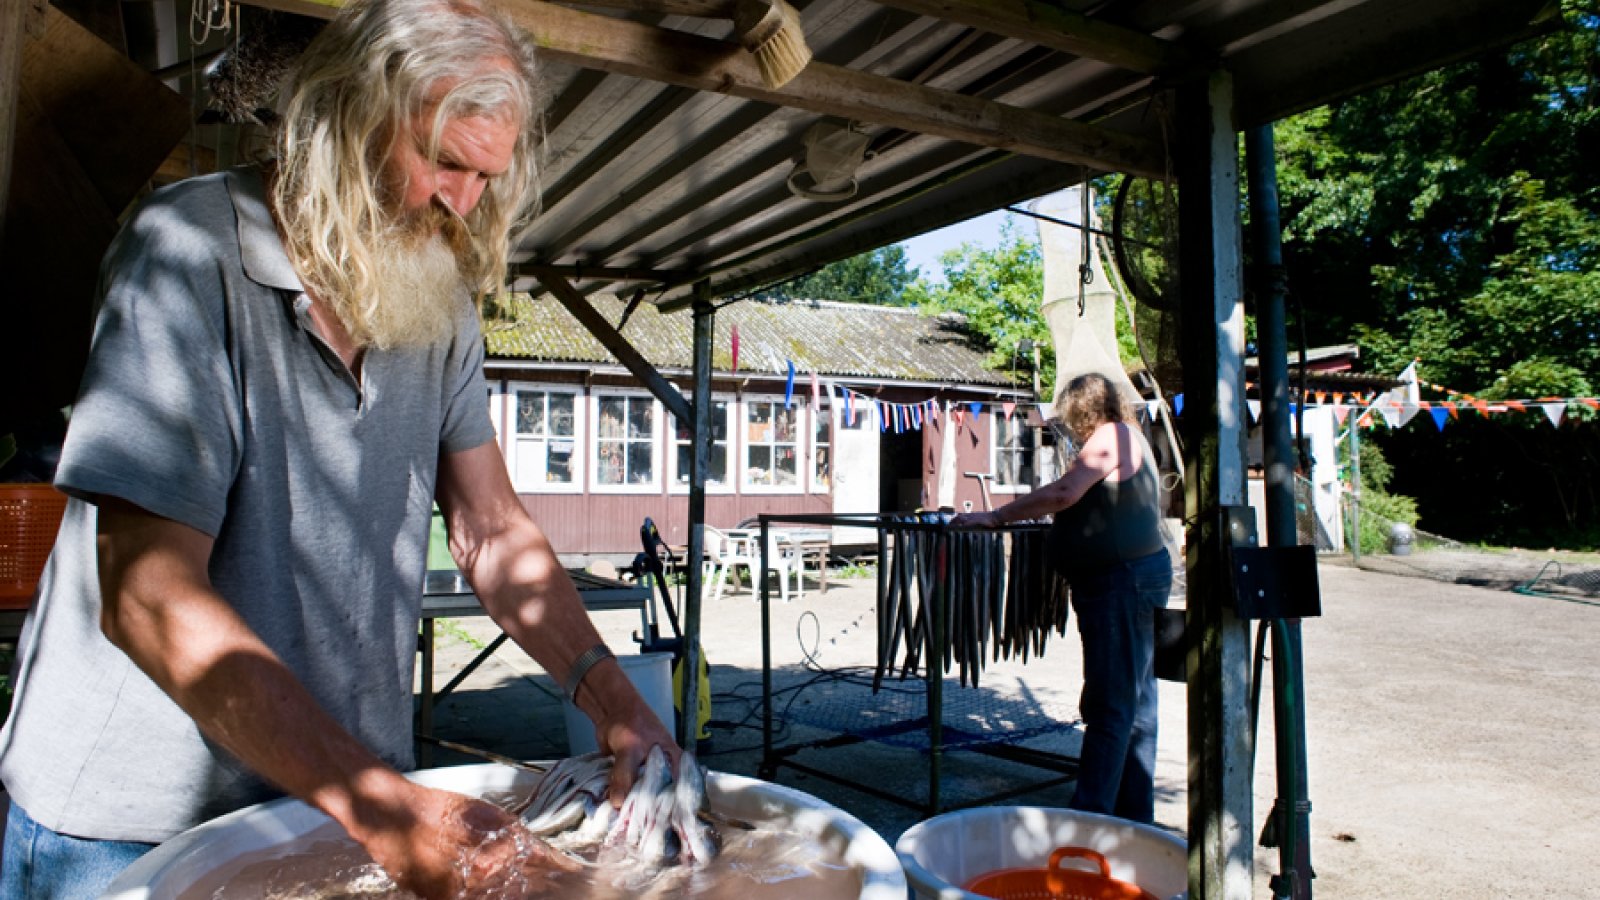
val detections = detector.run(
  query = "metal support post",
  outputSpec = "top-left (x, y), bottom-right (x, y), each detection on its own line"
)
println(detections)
top-left (1246, 123), bottom-right (1315, 900)
top-left (1348, 423), bottom-right (1362, 562)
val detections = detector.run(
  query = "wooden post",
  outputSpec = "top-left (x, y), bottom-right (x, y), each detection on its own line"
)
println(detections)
top-left (679, 279), bottom-right (713, 748)
top-left (1178, 70), bottom-right (1255, 900)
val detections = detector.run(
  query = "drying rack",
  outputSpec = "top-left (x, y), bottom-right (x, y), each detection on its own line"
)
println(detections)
top-left (751, 512), bottom-right (1083, 816)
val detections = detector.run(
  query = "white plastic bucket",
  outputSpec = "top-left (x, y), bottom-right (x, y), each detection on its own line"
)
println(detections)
top-left (104, 763), bottom-right (907, 900)
top-left (561, 650), bottom-right (674, 755)
top-left (896, 806), bottom-right (1188, 900)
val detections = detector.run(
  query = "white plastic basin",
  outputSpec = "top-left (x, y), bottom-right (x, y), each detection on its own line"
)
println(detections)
top-left (103, 763), bottom-right (906, 900)
top-left (896, 806), bottom-right (1187, 900)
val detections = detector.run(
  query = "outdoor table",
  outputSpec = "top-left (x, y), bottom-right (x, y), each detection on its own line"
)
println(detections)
top-left (727, 526), bottom-right (832, 594)
top-left (415, 567), bottom-right (653, 764)
top-left (782, 528), bottom-right (833, 594)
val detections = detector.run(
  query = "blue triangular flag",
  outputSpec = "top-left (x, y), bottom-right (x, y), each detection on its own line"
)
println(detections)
top-left (784, 361), bottom-right (796, 408)
top-left (1174, 394), bottom-right (1184, 416)
top-left (1430, 408), bottom-right (1449, 431)
top-left (969, 401), bottom-right (983, 419)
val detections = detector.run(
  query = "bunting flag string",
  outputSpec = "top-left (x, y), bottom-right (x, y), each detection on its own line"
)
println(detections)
top-left (755, 356), bottom-right (1597, 439)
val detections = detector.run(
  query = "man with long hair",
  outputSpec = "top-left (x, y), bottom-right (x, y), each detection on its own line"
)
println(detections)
top-left (0, 2), bottom-right (675, 897)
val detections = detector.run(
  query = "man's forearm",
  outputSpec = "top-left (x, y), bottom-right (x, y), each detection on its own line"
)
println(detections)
top-left (96, 505), bottom-right (412, 841)
top-left (456, 515), bottom-right (624, 721)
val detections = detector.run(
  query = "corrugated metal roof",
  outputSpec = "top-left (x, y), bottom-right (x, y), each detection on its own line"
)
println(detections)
top-left (485, 293), bottom-right (1021, 387)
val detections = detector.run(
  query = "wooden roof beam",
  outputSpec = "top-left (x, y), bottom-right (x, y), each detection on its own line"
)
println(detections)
top-left (871, 0), bottom-right (1195, 75)
top-left (516, 262), bottom-right (687, 283)
top-left (236, 0), bottom-right (1167, 178)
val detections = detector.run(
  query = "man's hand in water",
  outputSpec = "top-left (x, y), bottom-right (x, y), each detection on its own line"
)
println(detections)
top-left (349, 778), bottom-right (580, 899)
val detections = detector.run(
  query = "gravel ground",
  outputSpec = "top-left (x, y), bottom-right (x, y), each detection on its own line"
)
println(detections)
top-left (424, 549), bottom-right (1600, 897)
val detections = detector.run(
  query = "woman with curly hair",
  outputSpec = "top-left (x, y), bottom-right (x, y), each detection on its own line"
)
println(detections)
top-left (954, 372), bottom-right (1171, 822)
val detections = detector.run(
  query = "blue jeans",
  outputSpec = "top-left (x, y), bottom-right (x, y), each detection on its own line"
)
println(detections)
top-left (1066, 550), bottom-right (1172, 824)
top-left (2, 800), bottom-right (155, 900)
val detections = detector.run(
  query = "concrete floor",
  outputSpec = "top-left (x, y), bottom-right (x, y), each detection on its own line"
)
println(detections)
top-left (422, 555), bottom-right (1600, 898)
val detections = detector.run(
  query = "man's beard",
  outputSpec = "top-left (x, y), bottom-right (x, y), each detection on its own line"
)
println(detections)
top-left (331, 203), bottom-right (478, 350)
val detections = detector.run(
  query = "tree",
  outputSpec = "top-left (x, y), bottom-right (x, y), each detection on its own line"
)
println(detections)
top-left (767, 245), bottom-right (919, 305)
top-left (1268, 1), bottom-right (1600, 546)
top-left (903, 219), bottom-right (1054, 387)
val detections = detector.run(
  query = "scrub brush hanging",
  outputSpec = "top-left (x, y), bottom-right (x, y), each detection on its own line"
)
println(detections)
top-left (732, 0), bottom-right (811, 89)
top-left (569, 0), bottom-right (813, 89)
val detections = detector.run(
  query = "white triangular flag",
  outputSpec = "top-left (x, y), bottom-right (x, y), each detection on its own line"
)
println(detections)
top-left (1378, 403), bottom-right (1403, 428)
top-left (1246, 399), bottom-right (1261, 424)
top-left (1540, 402), bottom-right (1566, 428)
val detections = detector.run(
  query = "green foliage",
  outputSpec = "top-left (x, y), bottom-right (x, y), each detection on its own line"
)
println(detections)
top-left (428, 508), bottom-right (457, 572)
top-left (1354, 490), bottom-right (1421, 557)
top-left (1274, 2), bottom-right (1600, 547)
top-left (831, 561), bottom-right (877, 580)
top-left (904, 219), bottom-right (1055, 388)
top-left (770, 245), bottom-right (919, 306)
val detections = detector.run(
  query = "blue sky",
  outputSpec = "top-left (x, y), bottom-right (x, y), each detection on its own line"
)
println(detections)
top-left (897, 209), bottom-right (1018, 284)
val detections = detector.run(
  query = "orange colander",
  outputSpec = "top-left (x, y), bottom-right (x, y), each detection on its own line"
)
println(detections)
top-left (963, 847), bottom-right (1160, 900)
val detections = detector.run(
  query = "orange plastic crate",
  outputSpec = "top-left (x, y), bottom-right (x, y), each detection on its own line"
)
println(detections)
top-left (964, 847), bottom-right (1159, 900)
top-left (1, 484), bottom-right (68, 609)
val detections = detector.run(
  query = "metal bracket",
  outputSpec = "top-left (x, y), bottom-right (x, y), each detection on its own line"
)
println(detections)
top-left (1230, 544), bottom-right (1322, 619)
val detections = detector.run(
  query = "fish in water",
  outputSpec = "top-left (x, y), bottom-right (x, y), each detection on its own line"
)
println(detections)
top-left (520, 747), bottom-right (719, 872)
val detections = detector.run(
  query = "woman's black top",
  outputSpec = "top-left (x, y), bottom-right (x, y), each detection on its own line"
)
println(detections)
top-left (1048, 432), bottom-right (1165, 576)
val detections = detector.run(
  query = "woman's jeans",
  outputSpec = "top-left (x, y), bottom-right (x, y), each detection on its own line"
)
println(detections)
top-left (2, 800), bottom-right (155, 900)
top-left (1067, 549), bottom-right (1172, 824)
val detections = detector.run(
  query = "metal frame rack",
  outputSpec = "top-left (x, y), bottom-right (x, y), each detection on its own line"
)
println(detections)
top-left (751, 512), bottom-right (1083, 816)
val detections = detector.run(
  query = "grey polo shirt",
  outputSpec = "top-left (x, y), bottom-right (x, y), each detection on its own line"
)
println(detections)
top-left (0, 166), bottom-right (497, 842)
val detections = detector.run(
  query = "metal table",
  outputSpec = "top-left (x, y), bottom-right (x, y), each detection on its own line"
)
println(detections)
top-left (416, 568), bottom-right (653, 763)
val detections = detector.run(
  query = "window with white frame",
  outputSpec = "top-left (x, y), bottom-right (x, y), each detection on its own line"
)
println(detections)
top-left (742, 398), bottom-right (801, 490)
top-left (992, 410), bottom-right (1029, 491)
top-left (812, 404), bottom-right (831, 492)
top-left (593, 393), bottom-right (659, 489)
top-left (670, 397), bottom-right (733, 491)
top-left (508, 386), bottom-right (582, 492)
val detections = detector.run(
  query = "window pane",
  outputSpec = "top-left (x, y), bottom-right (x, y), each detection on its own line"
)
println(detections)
top-left (627, 443), bottom-right (652, 483)
top-left (598, 399), bottom-right (625, 438)
top-left (775, 446), bottom-right (797, 484)
top-left (549, 395), bottom-right (575, 436)
top-left (548, 441), bottom-right (573, 483)
top-left (773, 407), bottom-right (796, 441)
top-left (598, 442), bottom-right (625, 484)
top-left (748, 403), bottom-right (772, 442)
top-left (711, 401), bottom-right (729, 441)
top-left (628, 401), bottom-right (653, 438)
top-left (997, 451), bottom-right (1020, 486)
top-left (749, 445), bottom-right (772, 484)
top-left (709, 444), bottom-right (727, 484)
top-left (815, 445), bottom-right (830, 490)
top-left (514, 441), bottom-right (546, 481)
top-left (517, 393), bottom-right (544, 436)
